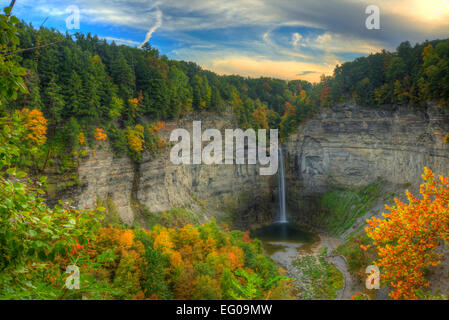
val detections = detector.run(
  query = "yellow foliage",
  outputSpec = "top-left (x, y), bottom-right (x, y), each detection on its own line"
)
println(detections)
top-left (16, 108), bottom-right (48, 146)
top-left (127, 125), bottom-right (145, 153)
top-left (252, 105), bottom-right (269, 129)
top-left (78, 132), bottom-right (85, 145)
top-left (153, 229), bottom-right (174, 254)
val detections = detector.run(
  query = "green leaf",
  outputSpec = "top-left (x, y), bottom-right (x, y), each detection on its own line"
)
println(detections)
top-left (9, 16), bottom-right (20, 24)
top-left (27, 230), bottom-right (37, 237)
top-left (38, 249), bottom-right (47, 261)
top-left (47, 251), bottom-right (55, 262)
top-left (5, 230), bottom-right (14, 241)
top-left (16, 171), bottom-right (27, 178)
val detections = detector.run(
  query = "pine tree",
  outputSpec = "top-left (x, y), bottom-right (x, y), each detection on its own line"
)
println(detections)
top-left (43, 75), bottom-right (64, 131)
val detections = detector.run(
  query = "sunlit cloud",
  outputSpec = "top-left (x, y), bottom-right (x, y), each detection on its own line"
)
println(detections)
top-left (208, 56), bottom-right (334, 82)
top-left (373, 0), bottom-right (449, 26)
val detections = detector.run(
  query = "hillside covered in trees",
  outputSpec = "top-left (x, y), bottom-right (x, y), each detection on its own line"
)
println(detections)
top-left (5, 21), bottom-right (449, 170)
top-left (0, 7), bottom-right (295, 300)
top-left (1, 3), bottom-right (449, 301)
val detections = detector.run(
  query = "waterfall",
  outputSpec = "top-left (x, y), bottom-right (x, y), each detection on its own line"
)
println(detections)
top-left (277, 147), bottom-right (287, 223)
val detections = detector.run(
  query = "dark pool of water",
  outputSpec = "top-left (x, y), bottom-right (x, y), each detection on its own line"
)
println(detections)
top-left (251, 222), bottom-right (317, 243)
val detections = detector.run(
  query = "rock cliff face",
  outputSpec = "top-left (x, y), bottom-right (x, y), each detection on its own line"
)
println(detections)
top-left (75, 147), bottom-right (135, 224)
top-left (65, 104), bottom-right (449, 227)
top-left (284, 104), bottom-right (449, 211)
top-left (69, 111), bottom-right (273, 225)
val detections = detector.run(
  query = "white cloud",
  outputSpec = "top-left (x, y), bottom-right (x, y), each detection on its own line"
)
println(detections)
top-left (101, 37), bottom-right (140, 46)
top-left (291, 32), bottom-right (302, 47)
top-left (311, 32), bottom-right (384, 54)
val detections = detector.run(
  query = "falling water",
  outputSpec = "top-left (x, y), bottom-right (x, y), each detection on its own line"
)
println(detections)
top-left (277, 147), bottom-right (287, 223)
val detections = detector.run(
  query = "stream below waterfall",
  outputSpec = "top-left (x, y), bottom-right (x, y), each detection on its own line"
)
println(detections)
top-left (249, 147), bottom-right (354, 299)
top-left (252, 223), bottom-right (355, 300)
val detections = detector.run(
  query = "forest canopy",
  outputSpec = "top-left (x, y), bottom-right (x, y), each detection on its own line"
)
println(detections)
top-left (2, 20), bottom-right (448, 166)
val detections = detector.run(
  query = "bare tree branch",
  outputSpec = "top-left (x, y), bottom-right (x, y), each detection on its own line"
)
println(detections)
top-left (1, 39), bottom-right (65, 57)
top-left (6, 0), bottom-right (17, 17)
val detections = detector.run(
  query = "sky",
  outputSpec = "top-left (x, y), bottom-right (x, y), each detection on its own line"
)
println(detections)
top-left (7, 0), bottom-right (449, 82)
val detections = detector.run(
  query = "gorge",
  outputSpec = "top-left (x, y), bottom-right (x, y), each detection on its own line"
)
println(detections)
top-left (52, 102), bottom-right (449, 299)
top-left (3, 3), bottom-right (449, 302)
top-left (61, 103), bottom-right (449, 230)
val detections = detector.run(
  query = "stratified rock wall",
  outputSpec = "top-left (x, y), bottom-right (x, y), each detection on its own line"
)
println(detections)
top-left (71, 111), bottom-right (272, 224)
top-left (284, 104), bottom-right (449, 203)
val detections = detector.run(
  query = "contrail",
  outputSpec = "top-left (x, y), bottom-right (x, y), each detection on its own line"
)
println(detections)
top-left (139, 8), bottom-right (162, 48)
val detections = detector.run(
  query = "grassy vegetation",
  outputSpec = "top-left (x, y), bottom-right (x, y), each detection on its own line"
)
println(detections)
top-left (292, 247), bottom-right (344, 300)
top-left (316, 179), bottom-right (384, 236)
top-left (336, 233), bottom-right (375, 279)
top-left (144, 207), bottom-right (202, 228)
top-left (97, 197), bottom-right (123, 227)
top-left (336, 232), bottom-right (379, 299)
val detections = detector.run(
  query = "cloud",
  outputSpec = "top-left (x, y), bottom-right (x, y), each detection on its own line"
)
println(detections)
top-left (208, 56), bottom-right (333, 82)
top-left (310, 32), bottom-right (384, 54)
top-left (297, 71), bottom-right (317, 76)
top-left (139, 8), bottom-right (163, 48)
top-left (14, 0), bottom-right (449, 81)
top-left (19, 0), bottom-right (449, 45)
top-left (291, 32), bottom-right (302, 47)
top-left (101, 37), bottom-right (140, 46)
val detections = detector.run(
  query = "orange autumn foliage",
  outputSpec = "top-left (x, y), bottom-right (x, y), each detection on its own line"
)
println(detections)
top-left (129, 98), bottom-right (139, 107)
top-left (142, 121), bottom-right (167, 155)
top-left (17, 108), bottom-right (48, 145)
top-left (154, 121), bottom-right (166, 131)
top-left (47, 220), bottom-right (290, 300)
top-left (128, 94), bottom-right (143, 119)
top-left (299, 89), bottom-right (307, 102)
top-left (148, 121), bottom-right (166, 134)
top-left (365, 167), bottom-right (449, 299)
top-left (94, 128), bottom-right (107, 140)
top-left (220, 246), bottom-right (244, 270)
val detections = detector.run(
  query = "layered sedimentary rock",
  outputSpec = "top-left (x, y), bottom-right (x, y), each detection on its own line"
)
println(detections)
top-left (67, 103), bottom-right (449, 226)
top-left (75, 147), bottom-right (135, 224)
top-left (284, 103), bottom-right (449, 202)
top-left (70, 111), bottom-right (272, 225)
top-left (136, 112), bottom-right (273, 220)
